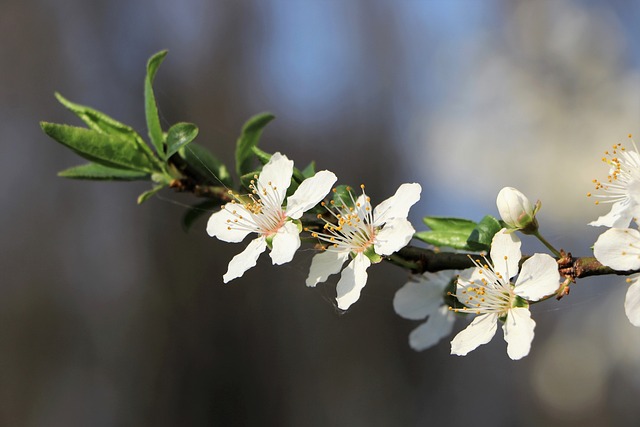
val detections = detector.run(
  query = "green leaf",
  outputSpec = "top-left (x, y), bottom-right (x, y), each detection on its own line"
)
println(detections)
top-left (41, 123), bottom-right (156, 172)
top-left (413, 230), bottom-right (473, 250)
top-left (240, 171), bottom-right (260, 190)
top-left (422, 216), bottom-right (477, 233)
top-left (332, 185), bottom-right (356, 208)
top-left (467, 215), bottom-right (502, 252)
top-left (179, 143), bottom-right (233, 187)
top-left (137, 184), bottom-right (165, 204)
top-left (235, 112), bottom-right (275, 176)
top-left (182, 200), bottom-right (223, 232)
top-left (251, 146), bottom-right (305, 184)
top-left (166, 122), bottom-right (198, 159)
top-left (58, 163), bottom-right (150, 181)
top-left (145, 50), bottom-right (168, 156)
top-left (301, 161), bottom-right (316, 178)
top-left (54, 92), bottom-right (161, 169)
top-left (252, 146), bottom-right (272, 165)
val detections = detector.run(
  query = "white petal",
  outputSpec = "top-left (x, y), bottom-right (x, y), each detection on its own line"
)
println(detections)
top-left (496, 187), bottom-right (534, 229)
top-left (269, 221), bottom-right (301, 265)
top-left (589, 199), bottom-right (635, 228)
top-left (625, 277), bottom-right (640, 327)
top-left (490, 228), bottom-right (521, 279)
top-left (514, 253), bottom-right (560, 301)
top-left (372, 183), bottom-right (421, 226)
top-left (257, 152), bottom-right (293, 205)
top-left (502, 307), bottom-right (536, 360)
top-left (374, 218), bottom-right (415, 256)
top-left (222, 237), bottom-right (267, 283)
top-left (285, 170), bottom-right (337, 219)
top-left (594, 228), bottom-right (640, 271)
top-left (393, 272), bottom-right (450, 320)
top-left (305, 250), bottom-right (349, 287)
top-left (450, 313), bottom-right (498, 356)
top-left (408, 305), bottom-right (456, 351)
top-left (336, 254), bottom-right (372, 310)
top-left (206, 205), bottom-right (255, 243)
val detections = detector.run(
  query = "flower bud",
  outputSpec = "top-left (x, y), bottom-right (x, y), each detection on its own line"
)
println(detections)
top-left (496, 187), bottom-right (540, 233)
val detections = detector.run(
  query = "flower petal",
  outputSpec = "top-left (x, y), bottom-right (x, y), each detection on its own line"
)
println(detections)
top-left (490, 228), bottom-right (521, 279)
top-left (408, 305), bottom-right (456, 351)
top-left (305, 250), bottom-right (349, 287)
top-left (222, 237), bottom-right (267, 283)
top-left (374, 218), bottom-right (415, 256)
top-left (589, 199), bottom-right (634, 228)
top-left (206, 204), bottom-right (255, 243)
top-left (372, 183), bottom-right (421, 226)
top-left (514, 253), bottom-right (560, 301)
top-left (393, 272), bottom-right (451, 320)
top-left (450, 313), bottom-right (498, 356)
top-left (257, 152), bottom-right (293, 205)
top-left (336, 253), bottom-right (372, 310)
top-left (285, 170), bottom-right (337, 219)
top-left (625, 276), bottom-right (640, 327)
top-left (594, 228), bottom-right (640, 271)
top-left (502, 307), bottom-right (536, 360)
top-left (269, 221), bottom-right (301, 265)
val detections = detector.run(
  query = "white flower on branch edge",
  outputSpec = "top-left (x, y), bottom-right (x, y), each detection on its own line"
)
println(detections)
top-left (207, 152), bottom-right (337, 283)
top-left (450, 229), bottom-right (560, 360)
top-left (496, 186), bottom-right (540, 233)
top-left (393, 271), bottom-right (458, 351)
top-left (306, 183), bottom-right (421, 310)
top-left (588, 139), bottom-right (640, 228)
top-left (593, 227), bottom-right (640, 327)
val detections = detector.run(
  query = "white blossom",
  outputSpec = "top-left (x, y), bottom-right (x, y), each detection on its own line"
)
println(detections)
top-left (496, 186), bottom-right (539, 231)
top-left (306, 183), bottom-right (421, 310)
top-left (393, 271), bottom-right (458, 351)
top-left (207, 152), bottom-right (336, 283)
top-left (450, 229), bottom-right (560, 360)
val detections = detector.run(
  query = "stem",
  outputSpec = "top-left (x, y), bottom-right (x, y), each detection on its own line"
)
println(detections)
top-left (531, 230), bottom-right (562, 258)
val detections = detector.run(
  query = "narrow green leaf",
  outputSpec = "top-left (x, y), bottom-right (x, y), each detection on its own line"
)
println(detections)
top-left (301, 161), bottom-right (316, 178)
top-left (137, 184), bottom-right (165, 204)
top-left (413, 230), bottom-right (473, 250)
top-left (42, 123), bottom-right (156, 172)
top-left (58, 163), bottom-right (150, 181)
top-left (422, 216), bottom-right (477, 233)
top-left (179, 143), bottom-right (233, 187)
top-left (182, 200), bottom-right (223, 232)
top-left (467, 215), bottom-right (502, 252)
top-left (252, 146), bottom-right (305, 183)
top-left (252, 146), bottom-right (272, 165)
top-left (166, 122), bottom-right (198, 159)
top-left (145, 50), bottom-right (168, 156)
top-left (54, 93), bottom-right (161, 169)
top-left (235, 112), bottom-right (276, 176)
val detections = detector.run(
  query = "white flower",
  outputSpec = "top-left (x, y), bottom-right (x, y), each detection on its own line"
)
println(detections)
top-left (593, 227), bottom-right (640, 326)
top-left (207, 152), bottom-right (337, 283)
top-left (496, 186), bottom-right (539, 232)
top-left (393, 271), bottom-right (458, 351)
top-left (306, 183), bottom-right (421, 310)
top-left (588, 139), bottom-right (640, 228)
top-left (450, 229), bottom-right (560, 360)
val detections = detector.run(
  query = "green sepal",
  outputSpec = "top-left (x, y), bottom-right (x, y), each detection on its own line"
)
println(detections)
top-left (332, 185), bottom-right (355, 209)
top-left (178, 143), bottom-right (233, 187)
top-left (512, 294), bottom-right (529, 309)
top-left (137, 184), bottom-right (165, 204)
top-left (182, 199), bottom-right (224, 232)
top-left (41, 123), bottom-right (157, 173)
top-left (363, 246), bottom-right (383, 264)
top-left (235, 112), bottom-right (275, 176)
top-left (58, 163), bottom-right (150, 181)
top-left (145, 50), bottom-right (168, 156)
top-left (166, 122), bottom-right (198, 159)
top-left (467, 215), bottom-right (502, 252)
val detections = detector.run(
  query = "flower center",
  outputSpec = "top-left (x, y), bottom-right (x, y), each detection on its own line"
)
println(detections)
top-left (588, 138), bottom-right (640, 206)
top-left (310, 185), bottom-right (376, 254)
top-left (223, 177), bottom-right (286, 236)
top-left (450, 256), bottom-right (515, 315)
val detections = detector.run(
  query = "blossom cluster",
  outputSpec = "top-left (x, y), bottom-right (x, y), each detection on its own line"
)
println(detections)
top-left (207, 152), bottom-right (422, 310)
top-left (590, 138), bottom-right (640, 327)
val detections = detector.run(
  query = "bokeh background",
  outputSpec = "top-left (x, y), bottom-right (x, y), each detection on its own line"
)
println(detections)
top-left (2, 0), bottom-right (640, 425)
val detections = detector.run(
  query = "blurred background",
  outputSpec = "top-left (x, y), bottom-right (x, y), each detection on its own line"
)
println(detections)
top-left (2, 0), bottom-right (640, 425)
